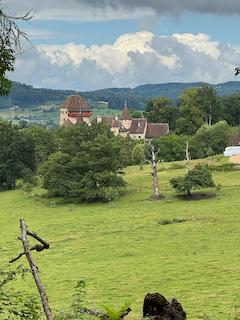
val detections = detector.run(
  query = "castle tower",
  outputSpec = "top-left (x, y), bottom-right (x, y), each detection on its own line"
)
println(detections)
top-left (119, 100), bottom-right (132, 130)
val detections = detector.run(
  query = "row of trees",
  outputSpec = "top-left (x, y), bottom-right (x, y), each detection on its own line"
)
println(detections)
top-left (144, 84), bottom-right (240, 132)
top-left (151, 120), bottom-right (231, 162)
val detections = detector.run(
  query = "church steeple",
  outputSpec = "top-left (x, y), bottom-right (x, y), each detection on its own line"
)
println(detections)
top-left (119, 100), bottom-right (132, 120)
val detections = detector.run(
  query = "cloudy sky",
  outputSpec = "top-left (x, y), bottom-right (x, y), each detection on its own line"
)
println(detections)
top-left (4, 0), bottom-right (240, 91)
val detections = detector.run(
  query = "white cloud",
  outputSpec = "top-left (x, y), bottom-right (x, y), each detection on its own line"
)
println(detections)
top-left (173, 33), bottom-right (221, 59)
top-left (9, 31), bottom-right (240, 91)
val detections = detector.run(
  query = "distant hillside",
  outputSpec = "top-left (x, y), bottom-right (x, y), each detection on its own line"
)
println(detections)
top-left (0, 80), bottom-right (240, 110)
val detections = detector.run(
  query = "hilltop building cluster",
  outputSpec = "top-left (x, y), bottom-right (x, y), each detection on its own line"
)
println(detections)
top-left (60, 95), bottom-right (169, 140)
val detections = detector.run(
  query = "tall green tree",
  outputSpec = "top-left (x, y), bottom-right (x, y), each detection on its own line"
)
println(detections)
top-left (144, 97), bottom-right (172, 123)
top-left (221, 93), bottom-right (240, 126)
top-left (27, 125), bottom-right (58, 166)
top-left (175, 87), bottom-right (204, 135)
top-left (0, 119), bottom-right (36, 189)
top-left (198, 83), bottom-right (223, 125)
top-left (189, 121), bottom-right (230, 158)
top-left (39, 123), bottom-right (127, 201)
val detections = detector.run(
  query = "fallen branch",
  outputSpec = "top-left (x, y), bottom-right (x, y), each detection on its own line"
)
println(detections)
top-left (10, 219), bottom-right (54, 320)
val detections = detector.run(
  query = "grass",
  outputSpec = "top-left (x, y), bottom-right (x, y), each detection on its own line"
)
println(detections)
top-left (1, 157), bottom-right (240, 320)
top-left (0, 100), bottom-right (122, 126)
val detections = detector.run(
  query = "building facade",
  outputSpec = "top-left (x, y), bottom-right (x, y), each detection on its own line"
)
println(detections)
top-left (60, 95), bottom-right (169, 140)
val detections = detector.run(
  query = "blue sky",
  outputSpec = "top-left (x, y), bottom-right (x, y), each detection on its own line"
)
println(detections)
top-left (4, 0), bottom-right (240, 91)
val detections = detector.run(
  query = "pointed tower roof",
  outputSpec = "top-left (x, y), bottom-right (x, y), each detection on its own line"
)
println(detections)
top-left (76, 113), bottom-right (84, 124)
top-left (61, 118), bottom-right (74, 126)
top-left (60, 95), bottom-right (92, 113)
top-left (119, 101), bottom-right (132, 120)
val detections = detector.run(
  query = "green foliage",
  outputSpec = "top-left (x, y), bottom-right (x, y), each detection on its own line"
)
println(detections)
top-left (189, 121), bottom-right (230, 159)
top-left (39, 123), bottom-right (127, 201)
top-left (0, 265), bottom-right (42, 320)
top-left (27, 125), bottom-right (58, 166)
top-left (215, 183), bottom-right (222, 192)
top-left (176, 87), bottom-right (204, 135)
top-left (152, 134), bottom-right (188, 162)
top-left (129, 108), bottom-right (143, 118)
top-left (198, 83), bottom-right (223, 125)
top-left (144, 97), bottom-right (172, 123)
top-left (71, 280), bottom-right (87, 318)
top-left (131, 144), bottom-right (145, 165)
top-left (0, 38), bottom-right (15, 97)
top-left (104, 187), bottom-right (119, 202)
top-left (170, 164), bottom-right (215, 196)
top-left (100, 302), bottom-right (131, 320)
top-left (222, 93), bottom-right (240, 126)
top-left (0, 119), bottom-right (36, 189)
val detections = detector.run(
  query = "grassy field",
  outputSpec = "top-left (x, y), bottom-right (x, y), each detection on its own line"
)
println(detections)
top-left (0, 101), bottom-right (122, 126)
top-left (1, 156), bottom-right (240, 320)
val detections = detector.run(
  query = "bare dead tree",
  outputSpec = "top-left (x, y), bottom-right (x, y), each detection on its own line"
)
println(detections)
top-left (147, 143), bottom-right (164, 200)
top-left (185, 141), bottom-right (190, 174)
top-left (0, 1), bottom-right (34, 50)
top-left (10, 219), bottom-right (55, 320)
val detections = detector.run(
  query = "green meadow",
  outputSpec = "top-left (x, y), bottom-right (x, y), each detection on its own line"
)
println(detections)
top-left (0, 100), bottom-right (122, 126)
top-left (1, 157), bottom-right (240, 320)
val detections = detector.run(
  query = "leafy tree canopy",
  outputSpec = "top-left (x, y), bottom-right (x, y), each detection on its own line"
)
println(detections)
top-left (189, 121), bottom-right (230, 159)
top-left (144, 97), bottom-right (172, 123)
top-left (0, 119), bottom-right (36, 189)
top-left (175, 87), bottom-right (204, 135)
top-left (39, 122), bottom-right (128, 201)
top-left (129, 108), bottom-right (143, 118)
top-left (170, 164), bottom-right (215, 196)
top-left (152, 133), bottom-right (188, 162)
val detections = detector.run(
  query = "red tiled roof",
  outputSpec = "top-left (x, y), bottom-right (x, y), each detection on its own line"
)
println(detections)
top-left (129, 119), bottom-right (147, 134)
top-left (61, 118), bottom-right (74, 126)
top-left (60, 95), bottom-right (92, 113)
top-left (119, 104), bottom-right (132, 120)
top-left (145, 123), bottom-right (169, 138)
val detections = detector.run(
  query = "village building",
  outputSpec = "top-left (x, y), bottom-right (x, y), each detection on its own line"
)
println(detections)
top-left (60, 95), bottom-right (92, 126)
top-left (60, 95), bottom-right (169, 140)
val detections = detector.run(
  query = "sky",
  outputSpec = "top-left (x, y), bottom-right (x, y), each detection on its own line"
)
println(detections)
top-left (3, 0), bottom-right (240, 91)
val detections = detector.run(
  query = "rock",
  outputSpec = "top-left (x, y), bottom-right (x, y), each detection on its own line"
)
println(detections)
top-left (143, 293), bottom-right (186, 320)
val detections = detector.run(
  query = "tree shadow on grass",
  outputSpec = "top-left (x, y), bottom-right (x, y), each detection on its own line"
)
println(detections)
top-left (177, 193), bottom-right (216, 201)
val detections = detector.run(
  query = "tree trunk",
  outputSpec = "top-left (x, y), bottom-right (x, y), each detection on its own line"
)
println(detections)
top-left (147, 143), bottom-right (164, 200)
top-left (185, 141), bottom-right (190, 174)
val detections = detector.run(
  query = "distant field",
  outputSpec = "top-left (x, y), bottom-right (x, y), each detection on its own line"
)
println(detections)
top-left (0, 100), bottom-right (123, 126)
top-left (2, 156), bottom-right (240, 320)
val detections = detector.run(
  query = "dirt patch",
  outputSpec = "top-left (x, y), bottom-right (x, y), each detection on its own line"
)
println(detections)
top-left (228, 155), bottom-right (240, 164)
top-left (177, 192), bottom-right (216, 201)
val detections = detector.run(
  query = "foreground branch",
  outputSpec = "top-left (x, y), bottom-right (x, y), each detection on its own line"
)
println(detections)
top-left (10, 219), bottom-right (54, 320)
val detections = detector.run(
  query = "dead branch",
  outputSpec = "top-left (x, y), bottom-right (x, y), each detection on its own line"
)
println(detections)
top-left (9, 229), bottom-right (49, 263)
top-left (10, 219), bottom-right (54, 320)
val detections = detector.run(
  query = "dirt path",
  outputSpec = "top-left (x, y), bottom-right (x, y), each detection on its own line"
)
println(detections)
top-left (228, 155), bottom-right (240, 163)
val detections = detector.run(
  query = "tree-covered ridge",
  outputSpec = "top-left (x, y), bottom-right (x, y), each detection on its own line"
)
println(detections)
top-left (1, 80), bottom-right (240, 110)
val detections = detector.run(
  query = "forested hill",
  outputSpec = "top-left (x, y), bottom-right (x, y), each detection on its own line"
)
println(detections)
top-left (1, 80), bottom-right (240, 110)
